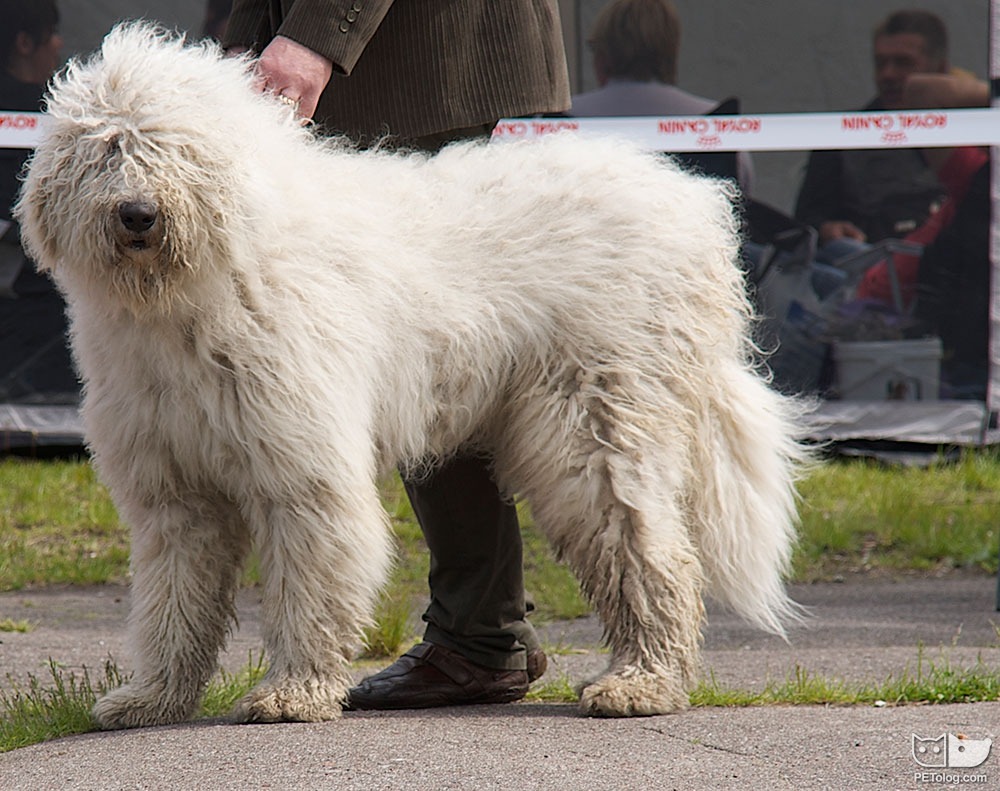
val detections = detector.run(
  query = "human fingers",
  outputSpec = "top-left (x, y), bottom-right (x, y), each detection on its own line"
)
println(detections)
top-left (256, 36), bottom-right (332, 120)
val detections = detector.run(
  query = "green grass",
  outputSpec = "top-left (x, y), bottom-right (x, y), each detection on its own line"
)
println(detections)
top-left (524, 673), bottom-right (579, 703)
top-left (0, 619), bottom-right (32, 633)
top-left (0, 459), bottom-right (128, 589)
top-left (361, 592), bottom-right (416, 658)
top-left (0, 654), bottom-right (268, 753)
top-left (517, 645), bottom-right (1000, 707)
top-left (794, 450), bottom-right (1000, 579)
top-left (690, 647), bottom-right (1000, 707)
top-left (0, 660), bottom-right (125, 752)
top-left (3, 452), bottom-right (999, 603)
top-left (197, 653), bottom-right (269, 716)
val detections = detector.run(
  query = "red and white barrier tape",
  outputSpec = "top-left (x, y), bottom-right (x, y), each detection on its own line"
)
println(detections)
top-left (0, 112), bottom-right (45, 148)
top-left (4, 107), bottom-right (1000, 151)
top-left (491, 107), bottom-right (1000, 152)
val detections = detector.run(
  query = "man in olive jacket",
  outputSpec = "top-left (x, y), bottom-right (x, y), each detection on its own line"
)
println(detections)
top-left (223, 0), bottom-right (570, 709)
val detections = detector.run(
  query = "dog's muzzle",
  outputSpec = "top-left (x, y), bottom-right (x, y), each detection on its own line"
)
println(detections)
top-left (116, 201), bottom-right (161, 250)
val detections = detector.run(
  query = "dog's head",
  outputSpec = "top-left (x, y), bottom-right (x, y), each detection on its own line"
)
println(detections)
top-left (15, 22), bottom-right (301, 317)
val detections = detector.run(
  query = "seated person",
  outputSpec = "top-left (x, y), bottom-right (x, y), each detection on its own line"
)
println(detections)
top-left (855, 146), bottom-right (987, 312)
top-left (849, 72), bottom-right (990, 399)
top-left (568, 0), bottom-right (753, 193)
top-left (0, 1), bottom-right (77, 404)
top-left (794, 10), bottom-right (952, 263)
top-left (853, 72), bottom-right (988, 311)
top-left (0, 0), bottom-right (62, 254)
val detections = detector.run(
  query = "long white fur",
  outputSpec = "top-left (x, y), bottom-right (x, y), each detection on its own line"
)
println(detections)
top-left (17, 23), bottom-right (808, 727)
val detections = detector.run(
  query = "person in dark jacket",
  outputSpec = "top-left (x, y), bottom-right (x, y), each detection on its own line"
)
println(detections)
top-left (794, 9), bottom-right (950, 263)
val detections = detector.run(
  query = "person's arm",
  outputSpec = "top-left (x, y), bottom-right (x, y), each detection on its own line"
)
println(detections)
top-left (901, 73), bottom-right (990, 172)
top-left (902, 72), bottom-right (989, 110)
top-left (232, 0), bottom-right (395, 120)
top-left (277, 0), bottom-right (394, 76)
top-left (794, 150), bottom-right (865, 243)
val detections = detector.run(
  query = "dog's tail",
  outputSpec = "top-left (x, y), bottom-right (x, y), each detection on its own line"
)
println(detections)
top-left (688, 365), bottom-right (812, 637)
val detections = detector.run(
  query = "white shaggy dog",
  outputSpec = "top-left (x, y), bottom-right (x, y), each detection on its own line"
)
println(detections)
top-left (17, 24), bottom-right (806, 729)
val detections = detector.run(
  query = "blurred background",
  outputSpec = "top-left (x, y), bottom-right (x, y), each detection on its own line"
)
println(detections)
top-left (49, 0), bottom-right (990, 210)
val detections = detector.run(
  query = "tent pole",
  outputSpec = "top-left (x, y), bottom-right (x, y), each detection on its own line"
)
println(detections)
top-left (987, 0), bottom-right (1000, 608)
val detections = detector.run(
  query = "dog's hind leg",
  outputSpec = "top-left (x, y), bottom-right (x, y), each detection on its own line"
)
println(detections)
top-left (497, 372), bottom-right (703, 717)
top-left (540, 479), bottom-right (703, 717)
top-left (571, 500), bottom-right (704, 718)
top-left (232, 477), bottom-right (392, 723)
top-left (92, 496), bottom-right (251, 729)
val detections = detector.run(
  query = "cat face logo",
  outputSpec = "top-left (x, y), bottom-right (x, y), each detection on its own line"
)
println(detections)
top-left (912, 733), bottom-right (992, 769)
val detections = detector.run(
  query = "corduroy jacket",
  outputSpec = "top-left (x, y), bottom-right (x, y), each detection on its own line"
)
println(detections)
top-left (223, 0), bottom-right (570, 141)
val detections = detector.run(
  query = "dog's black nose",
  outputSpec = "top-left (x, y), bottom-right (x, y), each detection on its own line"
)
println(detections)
top-left (118, 201), bottom-right (158, 233)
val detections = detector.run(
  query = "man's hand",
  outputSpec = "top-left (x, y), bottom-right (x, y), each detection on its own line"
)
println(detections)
top-left (900, 72), bottom-right (989, 110)
top-left (818, 220), bottom-right (866, 244)
top-left (254, 35), bottom-right (333, 120)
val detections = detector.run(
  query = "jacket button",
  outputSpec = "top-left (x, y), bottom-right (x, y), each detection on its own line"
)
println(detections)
top-left (339, 20), bottom-right (349, 33)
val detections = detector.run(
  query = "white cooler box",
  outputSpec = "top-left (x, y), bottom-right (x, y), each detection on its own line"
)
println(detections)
top-left (832, 337), bottom-right (942, 401)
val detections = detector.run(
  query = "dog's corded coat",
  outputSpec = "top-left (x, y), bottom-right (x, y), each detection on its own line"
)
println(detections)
top-left (17, 23), bottom-right (808, 727)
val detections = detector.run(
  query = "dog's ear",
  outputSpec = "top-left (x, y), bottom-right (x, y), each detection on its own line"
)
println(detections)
top-left (14, 148), bottom-right (61, 271)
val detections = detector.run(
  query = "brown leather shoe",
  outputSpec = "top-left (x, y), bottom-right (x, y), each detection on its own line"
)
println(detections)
top-left (347, 642), bottom-right (539, 710)
top-left (526, 647), bottom-right (547, 683)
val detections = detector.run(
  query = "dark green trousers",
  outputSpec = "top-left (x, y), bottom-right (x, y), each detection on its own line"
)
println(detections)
top-left (404, 457), bottom-right (539, 670)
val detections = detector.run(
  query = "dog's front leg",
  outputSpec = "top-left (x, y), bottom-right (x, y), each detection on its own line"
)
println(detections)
top-left (92, 498), bottom-right (250, 729)
top-left (232, 485), bottom-right (391, 723)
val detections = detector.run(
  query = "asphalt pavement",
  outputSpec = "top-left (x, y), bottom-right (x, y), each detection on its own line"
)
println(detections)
top-left (2, 573), bottom-right (1000, 790)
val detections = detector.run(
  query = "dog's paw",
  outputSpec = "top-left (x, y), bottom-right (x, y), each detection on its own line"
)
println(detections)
top-left (92, 683), bottom-right (195, 730)
top-left (232, 677), bottom-right (346, 723)
top-left (578, 666), bottom-right (689, 717)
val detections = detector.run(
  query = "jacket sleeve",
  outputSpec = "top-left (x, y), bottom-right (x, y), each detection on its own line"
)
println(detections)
top-left (279, 0), bottom-right (395, 75)
top-left (222, 0), bottom-right (273, 52)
